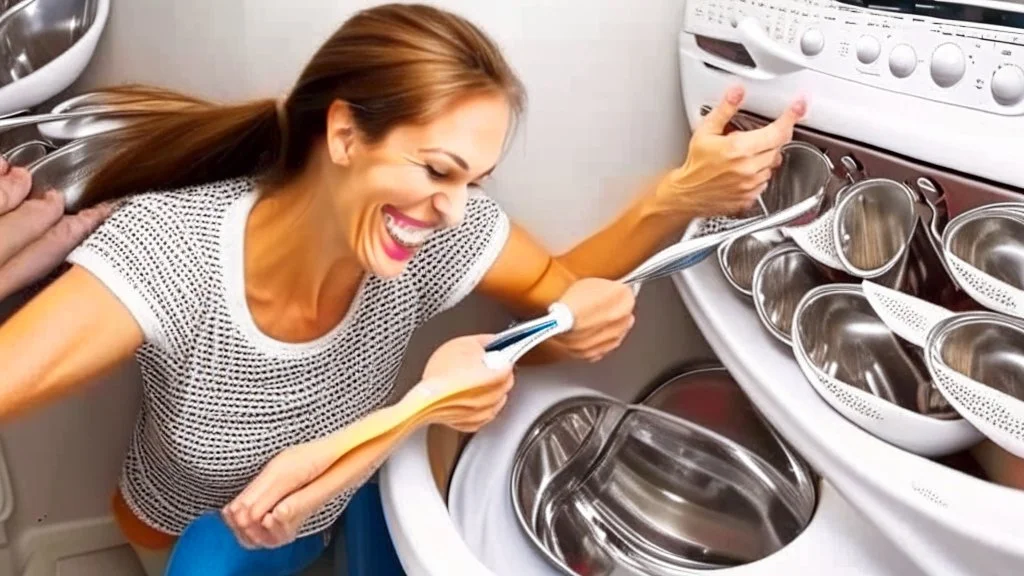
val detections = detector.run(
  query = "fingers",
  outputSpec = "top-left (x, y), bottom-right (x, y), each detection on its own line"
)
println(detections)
top-left (731, 97), bottom-right (806, 154)
top-left (699, 85), bottom-right (745, 135)
top-left (0, 155), bottom-right (9, 176)
top-left (0, 189), bottom-right (64, 264)
top-left (0, 166), bottom-right (34, 215)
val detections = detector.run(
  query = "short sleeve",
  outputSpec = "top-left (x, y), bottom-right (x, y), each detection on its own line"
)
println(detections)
top-left (408, 193), bottom-right (510, 321)
top-left (66, 193), bottom-right (206, 354)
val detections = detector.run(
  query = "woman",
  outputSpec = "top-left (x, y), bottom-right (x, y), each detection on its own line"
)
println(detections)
top-left (0, 3), bottom-right (803, 574)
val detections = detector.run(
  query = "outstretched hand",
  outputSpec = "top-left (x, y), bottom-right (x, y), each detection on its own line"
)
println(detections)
top-left (654, 84), bottom-right (807, 217)
top-left (0, 157), bottom-right (114, 300)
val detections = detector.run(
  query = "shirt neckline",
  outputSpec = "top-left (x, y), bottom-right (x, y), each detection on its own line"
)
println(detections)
top-left (220, 185), bottom-right (369, 355)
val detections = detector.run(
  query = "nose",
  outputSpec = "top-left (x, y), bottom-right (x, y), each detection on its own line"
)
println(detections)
top-left (432, 185), bottom-right (468, 227)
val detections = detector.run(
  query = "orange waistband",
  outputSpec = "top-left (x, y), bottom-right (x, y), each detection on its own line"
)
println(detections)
top-left (112, 488), bottom-right (177, 550)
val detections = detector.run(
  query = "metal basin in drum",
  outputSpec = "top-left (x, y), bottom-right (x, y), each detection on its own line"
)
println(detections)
top-left (511, 366), bottom-right (817, 575)
top-left (945, 209), bottom-right (1024, 294)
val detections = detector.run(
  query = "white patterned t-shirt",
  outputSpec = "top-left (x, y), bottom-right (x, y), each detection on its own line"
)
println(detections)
top-left (66, 177), bottom-right (510, 537)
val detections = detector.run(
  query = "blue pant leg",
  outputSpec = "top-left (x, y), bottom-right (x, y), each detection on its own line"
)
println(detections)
top-left (166, 511), bottom-right (328, 576)
top-left (339, 477), bottom-right (405, 576)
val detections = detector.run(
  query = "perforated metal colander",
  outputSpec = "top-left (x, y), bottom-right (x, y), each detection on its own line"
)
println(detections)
top-left (941, 204), bottom-right (1024, 319)
top-left (862, 280), bottom-right (1024, 459)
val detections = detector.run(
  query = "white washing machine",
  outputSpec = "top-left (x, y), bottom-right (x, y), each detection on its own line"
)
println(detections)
top-left (381, 1), bottom-right (1024, 574)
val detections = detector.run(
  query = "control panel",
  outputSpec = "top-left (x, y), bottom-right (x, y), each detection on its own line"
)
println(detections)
top-left (684, 0), bottom-right (1024, 115)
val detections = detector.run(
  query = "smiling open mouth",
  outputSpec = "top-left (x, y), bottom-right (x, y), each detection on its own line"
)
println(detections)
top-left (383, 210), bottom-right (435, 249)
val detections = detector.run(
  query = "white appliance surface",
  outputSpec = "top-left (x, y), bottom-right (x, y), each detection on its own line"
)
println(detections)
top-left (676, 1), bottom-right (1024, 575)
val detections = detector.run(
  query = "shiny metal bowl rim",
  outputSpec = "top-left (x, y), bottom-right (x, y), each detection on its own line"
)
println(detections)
top-left (717, 229), bottom-right (784, 298)
top-left (832, 177), bottom-right (919, 278)
top-left (792, 282), bottom-right (967, 425)
top-left (751, 242), bottom-right (812, 347)
top-left (925, 310), bottom-right (1024, 387)
top-left (941, 203), bottom-right (1024, 257)
top-left (508, 372), bottom-right (818, 575)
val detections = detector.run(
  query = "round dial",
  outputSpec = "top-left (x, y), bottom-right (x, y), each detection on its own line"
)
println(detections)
top-left (888, 44), bottom-right (917, 78)
top-left (855, 35), bottom-right (881, 64)
top-left (930, 43), bottom-right (966, 88)
top-left (801, 28), bottom-right (825, 56)
top-left (991, 64), bottom-right (1024, 106)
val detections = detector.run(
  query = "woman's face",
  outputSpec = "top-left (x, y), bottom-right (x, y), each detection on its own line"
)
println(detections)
top-left (325, 93), bottom-right (511, 279)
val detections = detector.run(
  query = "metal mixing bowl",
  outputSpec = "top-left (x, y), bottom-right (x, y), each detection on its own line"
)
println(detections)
top-left (26, 133), bottom-right (119, 211)
top-left (930, 312), bottom-right (1024, 409)
top-left (2, 139), bottom-right (49, 166)
top-left (0, 0), bottom-right (101, 88)
top-left (944, 208), bottom-right (1024, 295)
top-left (511, 366), bottom-right (817, 575)
top-left (718, 229), bottom-right (786, 296)
top-left (752, 242), bottom-right (846, 346)
top-left (833, 178), bottom-right (919, 279)
top-left (794, 284), bottom-right (958, 420)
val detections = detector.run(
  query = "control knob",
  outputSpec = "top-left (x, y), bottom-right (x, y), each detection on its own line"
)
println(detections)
top-left (930, 43), bottom-right (966, 88)
top-left (888, 44), bottom-right (917, 78)
top-left (856, 35), bottom-right (881, 64)
top-left (800, 28), bottom-right (825, 56)
top-left (991, 64), bottom-right (1024, 106)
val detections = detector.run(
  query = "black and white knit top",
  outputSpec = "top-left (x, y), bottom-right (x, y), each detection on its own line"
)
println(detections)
top-left (66, 178), bottom-right (510, 537)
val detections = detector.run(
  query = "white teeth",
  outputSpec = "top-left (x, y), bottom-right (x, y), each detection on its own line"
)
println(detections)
top-left (384, 213), bottom-right (434, 249)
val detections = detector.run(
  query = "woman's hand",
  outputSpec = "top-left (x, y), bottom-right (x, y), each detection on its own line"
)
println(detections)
top-left (0, 157), bottom-right (114, 300)
top-left (546, 277), bottom-right (636, 362)
top-left (421, 335), bottom-right (515, 432)
top-left (654, 85), bottom-right (807, 218)
top-left (221, 335), bottom-right (514, 549)
top-left (221, 440), bottom-right (331, 549)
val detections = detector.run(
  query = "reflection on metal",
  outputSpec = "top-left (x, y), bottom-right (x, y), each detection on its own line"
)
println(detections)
top-left (511, 366), bottom-right (817, 575)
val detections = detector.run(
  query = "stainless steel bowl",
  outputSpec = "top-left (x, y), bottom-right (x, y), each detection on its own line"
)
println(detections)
top-left (511, 366), bottom-right (817, 575)
top-left (717, 229), bottom-right (786, 296)
top-left (929, 312), bottom-right (1024, 407)
top-left (2, 139), bottom-right (49, 166)
top-left (26, 133), bottom-right (119, 211)
top-left (761, 140), bottom-right (834, 216)
top-left (833, 178), bottom-right (918, 279)
top-left (793, 284), bottom-right (959, 420)
top-left (944, 208), bottom-right (1024, 294)
top-left (752, 242), bottom-right (847, 346)
top-left (0, 0), bottom-right (101, 89)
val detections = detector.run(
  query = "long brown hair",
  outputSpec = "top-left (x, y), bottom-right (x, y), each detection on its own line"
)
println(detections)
top-left (80, 3), bottom-right (526, 206)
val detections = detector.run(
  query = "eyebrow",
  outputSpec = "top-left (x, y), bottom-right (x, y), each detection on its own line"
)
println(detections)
top-left (418, 147), bottom-right (469, 171)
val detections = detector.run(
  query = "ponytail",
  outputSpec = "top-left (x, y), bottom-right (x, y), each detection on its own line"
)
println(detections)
top-left (80, 86), bottom-right (284, 207)
top-left (80, 4), bottom-right (527, 207)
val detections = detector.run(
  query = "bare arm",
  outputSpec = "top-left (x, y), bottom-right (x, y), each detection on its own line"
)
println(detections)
top-left (0, 265), bottom-right (143, 420)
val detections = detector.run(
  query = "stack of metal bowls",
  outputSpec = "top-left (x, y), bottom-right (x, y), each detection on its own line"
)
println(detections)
top-left (692, 132), bottom-right (1024, 464)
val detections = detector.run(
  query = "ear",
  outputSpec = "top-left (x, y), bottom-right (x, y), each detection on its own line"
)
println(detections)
top-left (325, 99), bottom-right (359, 167)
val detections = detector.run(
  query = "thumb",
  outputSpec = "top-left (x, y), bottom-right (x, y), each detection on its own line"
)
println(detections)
top-left (699, 85), bottom-right (745, 135)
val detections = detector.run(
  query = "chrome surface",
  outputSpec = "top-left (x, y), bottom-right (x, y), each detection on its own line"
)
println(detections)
top-left (511, 366), bottom-right (817, 575)
top-left (26, 133), bottom-right (118, 211)
top-left (929, 312), bottom-right (1024, 405)
top-left (0, 0), bottom-right (101, 89)
top-left (761, 141), bottom-right (834, 216)
top-left (717, 142), bottom-right (833, 295)
top-left (833, 178), bottom-right (919, 278)
top-left (717, 229), bottom-right (785, 296)
top-left (1, 138), bottom-right (48, 165)
top-left (622, 193), bottom-right (823, 286)
top-left (752, 242), bottom-right (848, 346)
top-left (944, 208), bottom-right (1024, 294)
top-left (793, 284), bottom-right (959, 419)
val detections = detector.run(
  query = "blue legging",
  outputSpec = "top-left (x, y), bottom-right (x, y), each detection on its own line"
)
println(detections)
top-left (165, 479), bottom-right (405, 575)
top-left (165, 512), bottom-right (329, 576)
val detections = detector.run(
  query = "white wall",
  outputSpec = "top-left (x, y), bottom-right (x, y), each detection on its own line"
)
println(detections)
top-left (0, 1), bottom-right (712, 574)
